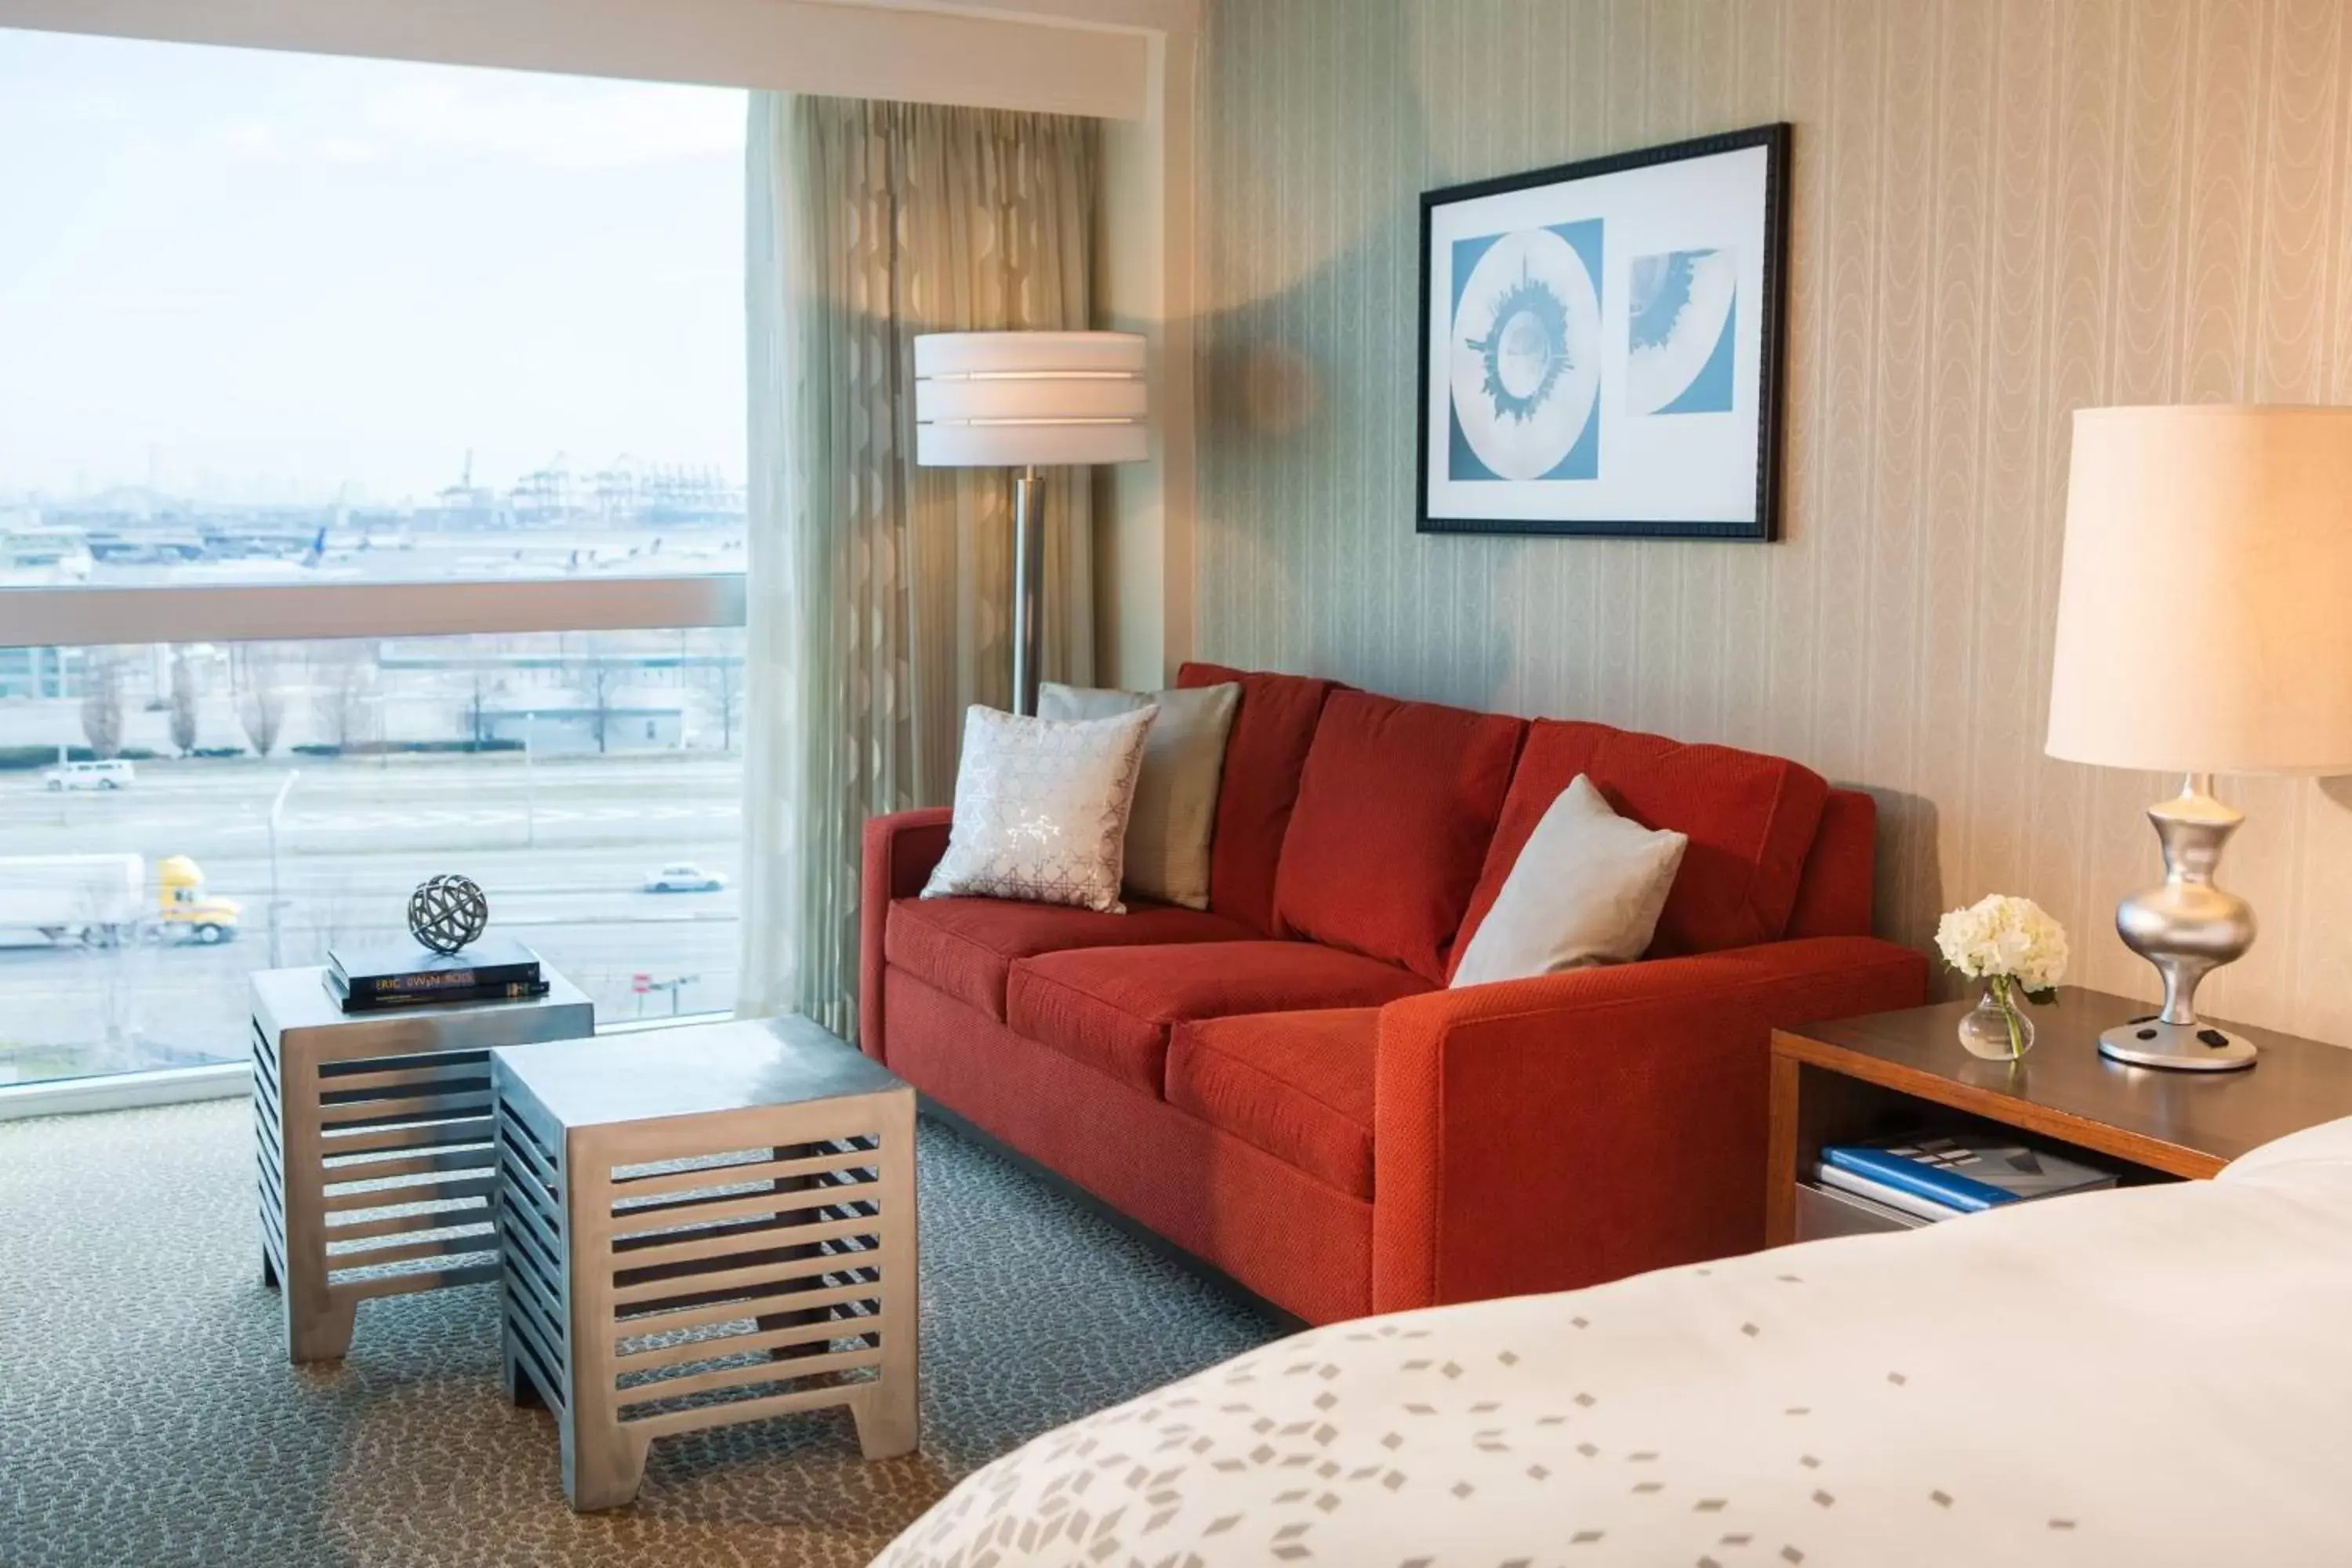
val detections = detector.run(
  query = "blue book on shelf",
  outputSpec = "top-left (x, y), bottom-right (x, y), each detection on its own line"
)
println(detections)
top-left (1821, 1134), bottom-right (2120, 1215)
top-left (1819, 1142), bottom-right (2021, 1214)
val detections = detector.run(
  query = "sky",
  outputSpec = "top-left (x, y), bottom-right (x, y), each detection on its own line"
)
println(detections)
top-left (0, 27), bottom-right (747, 506)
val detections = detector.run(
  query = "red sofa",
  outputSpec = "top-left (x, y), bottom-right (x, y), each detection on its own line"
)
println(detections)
top-left (858, 662), bottom-right (1928, 1325)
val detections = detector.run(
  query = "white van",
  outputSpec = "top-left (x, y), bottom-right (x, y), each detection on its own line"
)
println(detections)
top-left (42, 759), bottom-right (136, 792)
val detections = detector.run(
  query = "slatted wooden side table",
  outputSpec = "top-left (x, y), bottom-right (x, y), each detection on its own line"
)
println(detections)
top-left (492, 1014), bottom-right (919, 1512)
top-left (251, 967), bottom-right (594, 1363)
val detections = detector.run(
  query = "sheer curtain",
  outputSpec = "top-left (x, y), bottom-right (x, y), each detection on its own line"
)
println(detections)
top-left (739, 94), bottom-right (1101, 1036)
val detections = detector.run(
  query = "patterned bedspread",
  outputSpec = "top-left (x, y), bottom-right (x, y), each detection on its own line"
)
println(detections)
top-left (877, 1120), bottom-right (2352, 1566)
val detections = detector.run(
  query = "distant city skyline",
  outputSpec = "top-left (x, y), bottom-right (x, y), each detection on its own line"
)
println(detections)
top-left (6, 450), bottom-right (745, 512)
top-left (0, 29), bottom-right (748, 504)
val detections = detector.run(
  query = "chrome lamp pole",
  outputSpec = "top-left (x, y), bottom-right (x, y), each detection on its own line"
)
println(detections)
top-left (1011, 464), bottom-right (1044, 717)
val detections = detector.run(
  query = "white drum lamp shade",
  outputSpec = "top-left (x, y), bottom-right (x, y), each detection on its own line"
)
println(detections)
top-left (913, 331), bottom-right (1149, 468)
top-left (2046, 405), bottom-right (2352, 775)
top-left (909, 330), bottom-right (1150, 717)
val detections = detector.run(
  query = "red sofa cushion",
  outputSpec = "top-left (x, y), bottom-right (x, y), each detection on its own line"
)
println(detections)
top-left (1007, 942), bottom-right (1429, 1097)
top-left (883, 967), bottom-right (1376, 1324)
top-left (1167, 1008), bottom-right (1378, 1199)
top-left (885, 896), bottom-right (1256, 1021)
top-left (1454, 720), bottom-right (1830, 971)
top-left (1785, 788), bottom-right (1877, 939)
top-left (1178, 661), bottom-right (1337, 935)
top-left (1272, 691), bottom-right (1525, 982)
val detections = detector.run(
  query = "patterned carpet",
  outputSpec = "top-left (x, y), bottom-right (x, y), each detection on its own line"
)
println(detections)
top-left (0, 1099), bottom-right (1283, 1568)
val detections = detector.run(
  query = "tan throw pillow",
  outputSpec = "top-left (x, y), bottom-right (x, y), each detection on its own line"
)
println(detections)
top-left (1039, 680), bottom-right (1239, 910)
top-left (922, 703), bottom-right (1158, 914)
top-left (1450, 774), bottom-right (1689, 989)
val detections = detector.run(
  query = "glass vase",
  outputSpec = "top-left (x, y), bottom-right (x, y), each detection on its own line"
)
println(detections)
top-left (1956, 978), bottom-right (2035, 1061)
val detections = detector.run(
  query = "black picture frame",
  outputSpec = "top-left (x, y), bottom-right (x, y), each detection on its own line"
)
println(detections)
top-left (1416, 122), bottom-right (1791, 542)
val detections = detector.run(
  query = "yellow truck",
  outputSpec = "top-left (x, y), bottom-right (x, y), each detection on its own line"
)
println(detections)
top-left (0, 853), bottom-right (241, 946)
top-left (155, 855), bottom-right (242, 944)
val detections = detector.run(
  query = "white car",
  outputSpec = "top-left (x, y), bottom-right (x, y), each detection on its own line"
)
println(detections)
top-left (644, 862), bottom-right (726, 893)
top-left (43, 759), bottom-right (135, 792)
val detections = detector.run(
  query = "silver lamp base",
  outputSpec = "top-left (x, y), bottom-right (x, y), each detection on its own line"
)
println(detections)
top-left (2100, 774), bottom-right (2259, 1073)
top-left (2097, 1017), bottom-right (2258, 1072)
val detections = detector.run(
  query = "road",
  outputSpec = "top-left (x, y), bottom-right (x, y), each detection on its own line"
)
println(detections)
top-left (0, 753), bottom-right (744, 1083)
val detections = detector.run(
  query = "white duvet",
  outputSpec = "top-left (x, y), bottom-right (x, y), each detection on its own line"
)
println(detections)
top-left (877, 1120), bottom-right (2352, 1566)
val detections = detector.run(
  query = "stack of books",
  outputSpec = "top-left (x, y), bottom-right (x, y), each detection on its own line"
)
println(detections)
top-left (1815, 1132), bottom-right (2119, 1225)
top-left (325, 936), bottom-right (546, 1014)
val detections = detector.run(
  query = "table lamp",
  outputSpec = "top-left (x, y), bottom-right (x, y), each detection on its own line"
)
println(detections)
top-left (2045, 405), bottom-right (2352, 1070)
top-left (912, 330), bottom-right (1149, 716)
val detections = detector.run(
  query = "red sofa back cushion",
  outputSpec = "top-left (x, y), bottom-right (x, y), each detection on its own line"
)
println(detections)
top-left (1785, 787), bottom-right (1878, 939)
top-left (1453, 720), bottom-right (1830, 972)
top-left (1274, 691), bottom-right (1526, 982)
top-left (1178, 661), bottom-right (1337, 934)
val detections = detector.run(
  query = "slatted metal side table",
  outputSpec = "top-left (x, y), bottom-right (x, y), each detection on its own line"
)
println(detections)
top-left (492, 1014), bottom-right (919, 1512)
top-left (252, 967), bottom-right (594, 1363)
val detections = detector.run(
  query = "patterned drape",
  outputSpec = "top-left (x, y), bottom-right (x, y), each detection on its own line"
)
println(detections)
top-left (739, 94), bottom-right (1100, 1037)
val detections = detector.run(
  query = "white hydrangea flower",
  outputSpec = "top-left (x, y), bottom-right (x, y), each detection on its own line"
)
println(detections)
top-left (1935, 894), bottom-right (2068, 991)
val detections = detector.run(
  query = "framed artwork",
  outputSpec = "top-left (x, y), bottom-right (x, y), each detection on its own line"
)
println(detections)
top-left (1416, 123), bottom-right (1791, 542)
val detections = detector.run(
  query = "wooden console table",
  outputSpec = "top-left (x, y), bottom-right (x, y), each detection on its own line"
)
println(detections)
top-left (1767, 986), bottom-right (2352, 1245)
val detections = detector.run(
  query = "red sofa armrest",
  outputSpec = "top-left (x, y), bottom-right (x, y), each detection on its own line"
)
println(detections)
top-left (858, 808), bottom-right (954, 1061)
top-left (1371, 935), bottom-right (1928, 1313)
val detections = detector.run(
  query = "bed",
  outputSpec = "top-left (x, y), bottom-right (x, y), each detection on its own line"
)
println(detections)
top-left (876, 1118), bottom-right (2352, 1566)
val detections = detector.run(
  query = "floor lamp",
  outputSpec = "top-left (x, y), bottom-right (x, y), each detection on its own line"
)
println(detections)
top-left (912, 331), bottom-right (1149, 716)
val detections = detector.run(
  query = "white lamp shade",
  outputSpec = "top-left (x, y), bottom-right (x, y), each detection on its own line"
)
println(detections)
top-left (2045, 405), bottom-right (2352, 775)
top-left (913, 330), bottom-right (1149, 467)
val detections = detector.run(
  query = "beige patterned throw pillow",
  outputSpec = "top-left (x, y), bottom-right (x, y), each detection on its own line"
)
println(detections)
top-left (921, 704), bottom-right (1159, 913)
top-left (1038, 681), bottom-right (1239, 910)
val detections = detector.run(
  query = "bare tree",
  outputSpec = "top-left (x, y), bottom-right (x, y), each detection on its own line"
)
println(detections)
top-left (234, 646), bottom-right (288, 757)
top-left (572, 638), bottom-right (619, 755)
top-left (311, 644), bottom-right (376, 753)
top-left (458, 648), bottom-right (504, 748)
top-left (78, 648), bottom-right (125, 758)
top-left (460, 675), bottom-right (488, 747)
top-left (168, 647), bottom-right (201, 755)
top-left (699, 644), bottom-right (744, 753)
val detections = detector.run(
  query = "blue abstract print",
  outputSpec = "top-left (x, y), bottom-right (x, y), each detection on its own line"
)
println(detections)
top-left (1626, 247), bottom-right (1737, 416)
top-left (1446, 219), bottom-right (1602, 481)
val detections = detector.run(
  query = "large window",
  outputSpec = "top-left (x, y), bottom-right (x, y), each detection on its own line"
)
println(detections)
top-left (0, 32), bottom-right (751, 1091)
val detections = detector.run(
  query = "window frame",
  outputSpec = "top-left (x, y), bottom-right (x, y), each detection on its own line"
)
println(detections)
top-left (0, 575), bottom-right (747, 649)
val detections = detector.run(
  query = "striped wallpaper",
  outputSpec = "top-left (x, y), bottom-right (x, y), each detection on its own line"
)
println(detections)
top-left (1193, 0), bottom-right (2352, 1041)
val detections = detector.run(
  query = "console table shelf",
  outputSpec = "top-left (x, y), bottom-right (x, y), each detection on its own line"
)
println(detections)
top-left (1767, 986), bottom-right (2352, 1246)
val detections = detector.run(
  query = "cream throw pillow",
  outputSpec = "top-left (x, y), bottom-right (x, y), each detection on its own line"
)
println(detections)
top-left (922, 703), bottom-right (1158, 914)
top-left (1039, 680), bottom-right (1239, 910)
top-left (1450, 774), bottom-right (1689, 989)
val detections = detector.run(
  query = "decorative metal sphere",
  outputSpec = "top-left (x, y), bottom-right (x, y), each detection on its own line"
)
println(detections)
top-left (408, 873), bottom-right (488, 956)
